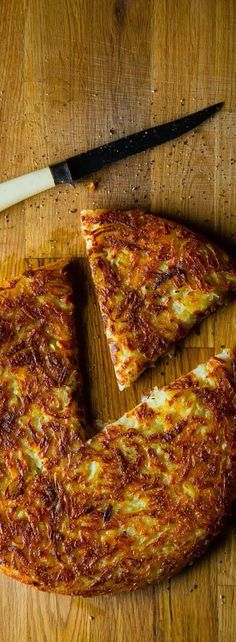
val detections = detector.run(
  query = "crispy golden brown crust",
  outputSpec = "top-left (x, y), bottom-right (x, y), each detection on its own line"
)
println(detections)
top-left (81, 209), bottom-right (236, 389)
top-left (0, 265), bottom-right (235, 602)
top-left (0, 259), bottom-right (85, 590)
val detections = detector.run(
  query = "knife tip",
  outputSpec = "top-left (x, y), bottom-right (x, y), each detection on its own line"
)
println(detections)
top-left (214, 101), bottom-right (224, 110)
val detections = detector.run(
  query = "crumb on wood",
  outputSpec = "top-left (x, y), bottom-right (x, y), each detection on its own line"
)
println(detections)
top-left (220, 594), bottom-right (226, 604)
top-left (87, 181), bottom-right (97, 193)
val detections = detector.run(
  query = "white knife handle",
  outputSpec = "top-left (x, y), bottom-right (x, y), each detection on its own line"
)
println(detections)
top-left (0, 167), bottom-right (55, 212)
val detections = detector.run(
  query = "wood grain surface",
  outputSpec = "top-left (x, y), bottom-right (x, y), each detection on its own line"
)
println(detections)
top-left (0, 1), bottom-right (235, 641)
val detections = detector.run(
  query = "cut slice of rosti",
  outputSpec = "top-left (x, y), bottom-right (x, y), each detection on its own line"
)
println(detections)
top-left (81, 209), bottom-right (236, 389)
top-left (0, 349), bottom-right (235, 595)
top-left (0, 258), bottom-right (85, 480)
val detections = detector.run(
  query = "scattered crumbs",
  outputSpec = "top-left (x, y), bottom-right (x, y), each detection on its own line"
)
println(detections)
top-left (89, 615), bottom-right (95, 621)
top-left (109, 128), bottom-right (115, 136)
top-left (220, 594), bottom-right (226, 604)
top-left (180, 98), bottom-right (185, 105)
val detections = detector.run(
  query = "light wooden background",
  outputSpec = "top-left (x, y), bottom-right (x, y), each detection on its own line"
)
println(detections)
top-left (0, 1), bottom-right (235, 641)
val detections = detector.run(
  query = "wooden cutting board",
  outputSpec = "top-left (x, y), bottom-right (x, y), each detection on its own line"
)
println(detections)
top-left (0, 1), bottom-right (235, 640)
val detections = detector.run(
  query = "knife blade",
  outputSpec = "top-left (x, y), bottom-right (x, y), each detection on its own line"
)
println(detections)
top-left (0, 102), bottom-right (223, 212)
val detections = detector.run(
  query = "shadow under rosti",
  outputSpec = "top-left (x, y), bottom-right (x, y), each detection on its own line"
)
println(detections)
top-left (67, 257), bottom-right (97, 439)
top-left (183, 218), bottom-right (236, 257)
top-left (150, 207), bottom-right (236, 257)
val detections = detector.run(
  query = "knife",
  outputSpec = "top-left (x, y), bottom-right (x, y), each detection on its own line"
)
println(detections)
top-left (0, 102), bottom-right (223, 212)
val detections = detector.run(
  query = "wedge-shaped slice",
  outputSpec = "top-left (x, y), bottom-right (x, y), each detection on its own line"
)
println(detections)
top-left (0, 350), bottom-right (235, 595)
top-left (0, 259), bottom-right (84, 477)
top-left (81, 209), bottom-right (236, 389)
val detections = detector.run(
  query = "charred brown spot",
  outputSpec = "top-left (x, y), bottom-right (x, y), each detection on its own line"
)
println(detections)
top-left (52, 531), bottom-right (63, 543)
top-left (84, 505), bottom-right (94, 515)
top-left (43, 352), bottom-right (71, 386)
top-left (175, 419), bottom-right (187, 434)
top-left (198, 387), bottom-right (236, 417)
top-left (103, 504), bottom-right (112, 522)
top-left (44, 482), bottom-right (58, 508)
top-left (136, 404), bottom-right (155, 421)
top-left (126, 290), bottom-right (143, 311)
top-left (5, 479), bottom-right (25, 499)
top-left (160, 431), bottom-right (174, 443)
top-left (126, 322), bottom-right (168, 360)
top-left (19, 295), bottom-right (44, 320)
top-left (0, 319), bottom-right (14, 345)
top-left (153, 267), bottom-right (186, 290)
top-left (10, 347), bottom-right (41, 370)
top-left (0, 411), bottom-right (16, 434)
top-left (116, 449), bottom-right (129, 473)
top-left (9, 337), bottom-right (71, 384)
top-left (95, 256), bottom-right (119, 292)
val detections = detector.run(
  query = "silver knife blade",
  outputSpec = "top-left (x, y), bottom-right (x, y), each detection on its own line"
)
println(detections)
top-left (50, 102), bottom-right (224, 185)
